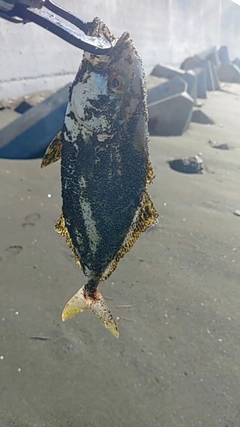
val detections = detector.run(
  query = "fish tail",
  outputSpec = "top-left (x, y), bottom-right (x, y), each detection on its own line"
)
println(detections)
top-left (61, 286), bottom-right (119, 338)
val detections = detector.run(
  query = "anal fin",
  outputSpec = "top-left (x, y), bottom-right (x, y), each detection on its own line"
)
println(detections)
top-left (55, 214), bottom-right (82, 268)
top-left (41, 131), bottom-right (63, 168)
top-left (101, 190), bottom-right (159, 281)
top-left (146, 160), bottom-right (156, 185)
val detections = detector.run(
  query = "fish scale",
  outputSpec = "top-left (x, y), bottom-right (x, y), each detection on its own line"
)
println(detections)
top-left (41, 17), bottom-right (158, 338)
top-left (61, 136), bottom-right (144, 274)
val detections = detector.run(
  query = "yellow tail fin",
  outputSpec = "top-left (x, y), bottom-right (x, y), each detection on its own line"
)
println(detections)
top-left (62, 286), bottom-right (119, 338)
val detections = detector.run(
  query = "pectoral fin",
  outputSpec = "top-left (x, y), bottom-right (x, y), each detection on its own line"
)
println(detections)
top-left (101, 190), bottom-right (158, 281)
top-left (41, 131), bottom-right (63, 168)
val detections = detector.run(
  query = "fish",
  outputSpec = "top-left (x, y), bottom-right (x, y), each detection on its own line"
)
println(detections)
top-left (41, 17), bottom-right (159, 338)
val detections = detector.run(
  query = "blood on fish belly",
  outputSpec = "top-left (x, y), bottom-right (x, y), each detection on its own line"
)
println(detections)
top-left (41, 17), bottom-right (158, 338)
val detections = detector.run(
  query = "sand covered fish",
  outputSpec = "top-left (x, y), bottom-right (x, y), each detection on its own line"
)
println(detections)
top-left (41, 18), bottom-right (158, 338)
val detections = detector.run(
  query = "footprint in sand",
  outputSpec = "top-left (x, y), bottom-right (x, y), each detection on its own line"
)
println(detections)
top-left (0, 245), bottom-right (23, 262)
top-left (3, 422), bottom-right (29, 427)
top-left (22, 212), bottom-right (41, 228)
top-left (3, 245), bottom-right (23, 256)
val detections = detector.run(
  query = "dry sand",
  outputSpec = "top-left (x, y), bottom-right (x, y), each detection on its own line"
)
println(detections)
top-left (1, 84), bottom-right (240, 427)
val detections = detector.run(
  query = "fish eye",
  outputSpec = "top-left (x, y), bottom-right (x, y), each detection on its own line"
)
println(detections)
top-left (111, 77), bottom-right (121, 88)
top-left (109, 75), bottom-right (123, 91)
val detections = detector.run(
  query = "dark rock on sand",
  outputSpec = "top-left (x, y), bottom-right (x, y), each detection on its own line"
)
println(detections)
top-left (208, 140), bottom-right (231, 150)
top-left (168, 155), bottom-right (204, 174)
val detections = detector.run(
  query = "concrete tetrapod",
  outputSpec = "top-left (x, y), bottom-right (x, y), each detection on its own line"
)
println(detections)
top-left (0, 84), bottom-right (69, 159)
top-left (150, 64), bottom-right (197, 103)
top-left (148, 91), bottom-right (194, 136)
top-left (180, 56), bottom-right (220, 92)
top-left (217, 63), bottom-right (240, 83)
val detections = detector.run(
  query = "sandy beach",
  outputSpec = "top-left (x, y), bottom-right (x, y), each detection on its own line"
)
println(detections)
top-left (1, 83), bottom-right (240, 427)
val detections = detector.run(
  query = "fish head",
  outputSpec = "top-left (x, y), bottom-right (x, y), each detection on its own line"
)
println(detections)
top-left (68, 19), bottom-right (147, 141)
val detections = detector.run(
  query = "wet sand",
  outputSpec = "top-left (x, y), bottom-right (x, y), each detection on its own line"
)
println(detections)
top-left (1, 84), bottom-right (240, 427)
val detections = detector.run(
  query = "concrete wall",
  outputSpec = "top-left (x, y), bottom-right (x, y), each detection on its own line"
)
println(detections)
top-left (0, 0), bottom-right (240, 100)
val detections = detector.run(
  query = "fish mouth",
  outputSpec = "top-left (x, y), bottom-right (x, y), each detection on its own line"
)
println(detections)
top-left (107, 32), bottom-right (131, 58)
top-left (114, 32), bottom-right (131, 48)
